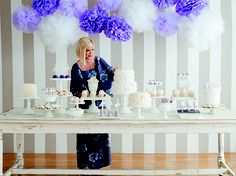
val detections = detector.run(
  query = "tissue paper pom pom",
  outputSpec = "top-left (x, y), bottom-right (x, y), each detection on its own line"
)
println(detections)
top-left (119, 0), bottom-right (157, 33)
top-left (152, 0), bottom-right (179, 9)
top-left (32, 0), bottom-right (60, 16)
top-left (97, 0), bottom-right (123, 11)
top-left (178, 9), bottom-right (224, 51)
top-left (79, 5), bottom-right (109, 34)
top-left (154, 12), bottom-right (179, 36)
top-left (176, 0), bottom-right (208, 17)
top-left (104, 15), bottom-right (132, 42)
top-left (38, 14), bottom-right (81, 53)
top-left (59, 0), bottom-right (88, 19)
top-left (12, 6), bottom-right (41, 33)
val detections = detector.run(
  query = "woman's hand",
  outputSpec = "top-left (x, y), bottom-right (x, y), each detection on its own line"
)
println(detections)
top-left (112, 66), bottom-right (118, 73)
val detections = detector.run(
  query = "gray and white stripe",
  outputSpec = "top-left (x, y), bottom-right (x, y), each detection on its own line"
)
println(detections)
top-left (0, 0), bottom-right (236, 154)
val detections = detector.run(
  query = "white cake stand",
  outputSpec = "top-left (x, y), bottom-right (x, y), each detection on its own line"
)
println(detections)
top-left (150, 96), bottom-right (164, 113)
top-left (21, 97), bottom-right (39, 115)
top-left (112, 93), bottom-right (132, 114)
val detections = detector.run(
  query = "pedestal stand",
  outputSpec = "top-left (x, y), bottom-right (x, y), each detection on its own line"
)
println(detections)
top-left (22, 98), bottom-right (36, 115)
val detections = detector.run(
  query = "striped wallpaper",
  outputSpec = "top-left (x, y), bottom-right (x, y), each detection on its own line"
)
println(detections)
top-left (0, 0), bottom-right (236, 154)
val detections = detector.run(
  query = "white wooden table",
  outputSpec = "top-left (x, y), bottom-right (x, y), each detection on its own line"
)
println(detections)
top-left (0, 108), bottom-right (235, 176)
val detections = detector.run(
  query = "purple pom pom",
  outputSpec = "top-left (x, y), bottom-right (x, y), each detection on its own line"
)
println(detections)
top-left (12, 6), bottom-right (41, 33)
top-left (152, 0), bottom-right (179, 9)
top-left (176, 0), bottom-right (208, 17)
top-left (97, 0), bottom-right (123, 11)
top-left (59, 0), bottom-right (88, 19)
top-left (79, 5), bottom-right (109, 34)
top-left (32, 0), bottom-right (60, 16)
top-left (65, 75), bottom-right (70, 78)
top-left (104, 15), bottom-right (132, 42)
top-left (154, 12), bottom-right (179, 37)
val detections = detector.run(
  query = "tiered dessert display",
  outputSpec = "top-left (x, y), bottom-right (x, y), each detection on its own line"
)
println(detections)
top-left (68, 96), bottom-right (84, 118)
top-left (111, 69), bottom-right (137, 114)
top-left (20, 83), bottom-right (39, 114)
top-left (128, 92), bottom-right (151, 118)
top-left (203, 82), bottom-right (222, 114)
top-left (50, 66), bottom-right (72, 113)
top-left (172, 72), bottom-right (196, 100)
top-left (35, 87), bottom-right (60, 117)
top-left (148, 80), bottom-right (164, 113)
top-left (159, 98), bottom-right (173, 119)
top-left (84, 76), bottom-right (106, 113)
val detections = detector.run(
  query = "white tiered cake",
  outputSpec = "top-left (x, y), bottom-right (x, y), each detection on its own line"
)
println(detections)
top-left (112, 69), bottom-right (137, 93)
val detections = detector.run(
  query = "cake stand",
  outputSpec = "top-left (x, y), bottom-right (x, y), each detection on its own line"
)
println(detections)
top-left (83, 96), bottom-right (105, 113)
top-left (21, 97), bottom-right (38, 115)
top-left (159, 103), bottom-right (172, 119)
top-left (150, 96), bottom-right (164, 113)
top-left (50, 78), bottom-right (71, 113)
top-left (112, 93), bottom-right (132, 114)
top-left (68, 100), bottom-right (85, 118)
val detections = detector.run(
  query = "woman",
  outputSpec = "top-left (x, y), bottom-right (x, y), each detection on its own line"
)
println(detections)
top-left (70, 37), bottom-right (115, 169)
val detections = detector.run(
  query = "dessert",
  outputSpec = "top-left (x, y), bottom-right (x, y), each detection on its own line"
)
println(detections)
top-left (98, 90), bottom-right (106, 97)
top-left (128, 92), bottom-right (151, 108)
top-left (81, 90), bottom-right (89, 97)
top-left (21, 83), bottom-right (38, 99)
top-left (112, 69), bottom-right (137, 93)
top-left (203, 82), bottom-right (221, 106)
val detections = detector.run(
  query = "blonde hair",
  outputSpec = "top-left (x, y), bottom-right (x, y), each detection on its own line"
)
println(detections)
top-left (76, 37), bottom-right (94, 62)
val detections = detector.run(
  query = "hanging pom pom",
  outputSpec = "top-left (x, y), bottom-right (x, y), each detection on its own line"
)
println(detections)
top-left (32, 0), bottom-right (60, 16)
top-left (59, 0), bottom-right (88, 19)
top-left (178, 9), bottom-right (224, 51)
top-left (97, 0), bottom-right (123, 11)
top-left (12, 6), bottom-right (41, 33)
top-left (176, 0), bottom-right (208, 17)
top-left (79, 5), bottom-right (109, 34)
top-left (119, 0), bottom-right (157, 33)
top-left (152, 0), bottom-right (179, 9)
top-left (104, 15), bottom-right (132, 42)
top-left (154, 12), bottom-right (179, 37)
top-left (38, 14), bottom-right (81, 53)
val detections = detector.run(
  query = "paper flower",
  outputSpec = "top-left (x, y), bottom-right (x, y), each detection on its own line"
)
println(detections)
top-left (178, 9), bottom-right (224, 51)
top-left (38, 14), bottom-right (81, 53)
top-left (97, 0), bottom-right (123, 11)
top-left (32, 0), bottom-right (60, 16)
top-left (119, 0), bottom-right (157, 33)
top-left (79, 5), bottom-right (109, 34)
top-left (59, 0), bottom-right (88, 19)
top-left (104, 15), bottom-right (132, 42)
top-left (12, 6), bottom-right (41, 33)
top-left (154, 12), bottom-right (179, 37)
top-left (152, 0), bottom-right (179, 9)
top-left (175, 0), bottom-right (208, 17)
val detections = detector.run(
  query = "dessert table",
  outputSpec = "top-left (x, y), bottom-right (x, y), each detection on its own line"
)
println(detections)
top-left (0, 108), bottom-right (235, 176)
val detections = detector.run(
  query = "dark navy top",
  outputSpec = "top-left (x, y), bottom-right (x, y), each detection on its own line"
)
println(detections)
top-left (70, 56), bottom-right (114, 169)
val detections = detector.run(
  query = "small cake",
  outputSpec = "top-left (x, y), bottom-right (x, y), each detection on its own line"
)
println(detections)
top-left (156, 89), bottom-right (164, 97)
top-left (172, 89), bottom-right (180, 97)
top-left (187, 89), bottom-right (195, 97)
top-left (88, 76), bottom-right (99, 92)
top-left (112, 69), bottom-right (137, 93)
top-left (128, 92), bottom-right (151, 108)
top-left (98, 90), bottom-right (106, 97)
top-left (70, 97), bottom-right (84, 104)
top-left (35, 103), bottom-right (60, 110)
top-left (81, 90), bottom-right (89, 97)
top-left (203, 83), bottom-right (221, 106)
top-left (21, 83), bottom-right (38, 98)
top-left (180, 88), bottom-right (188, 97)
top-left (56, 89), bottom-right (72, 96)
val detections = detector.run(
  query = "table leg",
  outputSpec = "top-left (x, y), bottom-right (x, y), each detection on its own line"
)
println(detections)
top-left (217, 133), bottom-right (235, 176)
top-left (16, 134), bottom-right (24, 168)
top-left (0, 130), bottom-right (3, 175)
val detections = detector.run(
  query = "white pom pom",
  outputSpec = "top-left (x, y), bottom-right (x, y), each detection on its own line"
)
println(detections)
top-left (37, 14), bottom-right (81, 53)
top-left (179, 9), bottom-right (224, 51)
top-left (119, 0), bottom-right (157, 33)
